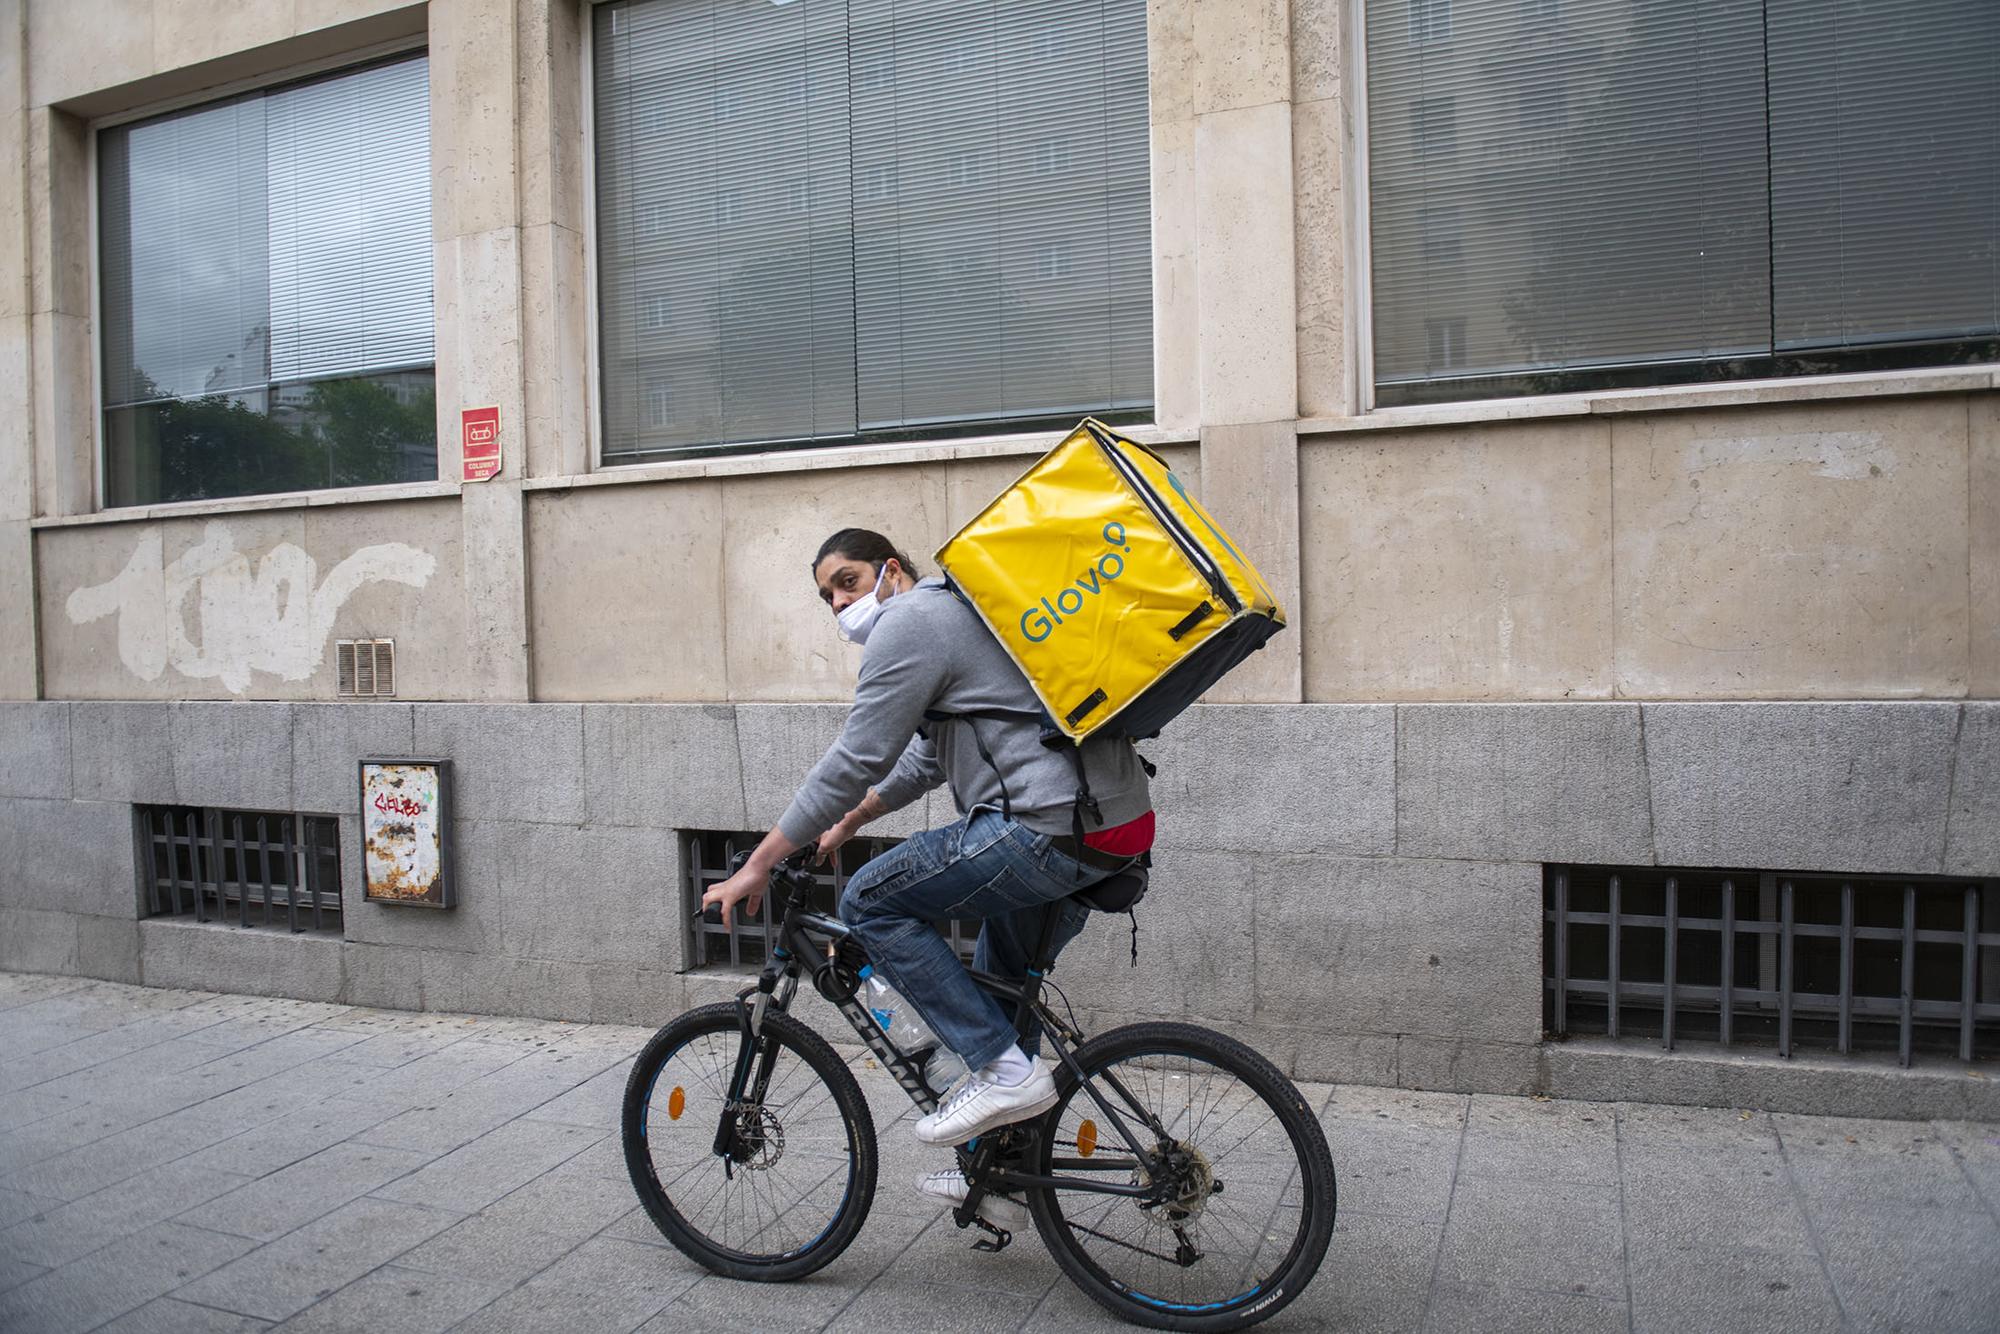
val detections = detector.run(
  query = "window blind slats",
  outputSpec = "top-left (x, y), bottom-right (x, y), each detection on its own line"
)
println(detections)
top-left (593, 0), bottom-right (1151, 458)
top-left (1369, 0), bottom-right (1770, 388)
top-left (1768, 0), bottom-right (2000, 350)
top-left (100, 54), bottom-right (433, 409)
top-left (267, 57), bottom-right (435, 381)
top-left (100, 96), bottom-right (270, 407)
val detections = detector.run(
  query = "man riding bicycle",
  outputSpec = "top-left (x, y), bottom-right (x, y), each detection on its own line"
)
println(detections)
top-left (700, 527), bottom-right (1154, 1225)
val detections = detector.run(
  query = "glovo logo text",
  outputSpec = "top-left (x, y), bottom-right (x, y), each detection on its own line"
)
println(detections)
top-left (1021, 522), bottom-right (1132, 644)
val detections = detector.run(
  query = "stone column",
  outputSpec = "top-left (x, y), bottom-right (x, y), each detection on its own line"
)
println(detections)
top-left (1156, 0), bottom-right (1305, 702)
top-left (431, 0), bottom-right (533, 699)
top-left (0, 0), bottom-right (35, 697)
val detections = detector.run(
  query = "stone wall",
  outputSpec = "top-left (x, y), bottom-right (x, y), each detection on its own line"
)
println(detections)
top-left (3, 698), bottom-right (1993, 1113)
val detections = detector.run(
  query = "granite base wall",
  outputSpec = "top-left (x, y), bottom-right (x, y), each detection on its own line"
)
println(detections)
top-left (2, 699), bottom-right (1996, 1117)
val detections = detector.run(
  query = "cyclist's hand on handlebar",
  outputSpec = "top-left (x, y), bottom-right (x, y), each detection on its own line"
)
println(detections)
top-left (813, 821), bottom-right (854, 866)
top-left (700, 863), bottom-right (766, 930)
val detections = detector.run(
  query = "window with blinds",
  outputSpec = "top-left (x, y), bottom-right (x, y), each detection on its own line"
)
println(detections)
top-left (99, 53), bottom-right (436, 507)
top-left (591, 0), bottom-right (1152, 462)
top-left (1367, 0), bottom-right (2000, 406)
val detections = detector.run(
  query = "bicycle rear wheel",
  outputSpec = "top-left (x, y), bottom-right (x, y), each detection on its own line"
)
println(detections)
top-left (622, 1002), bottom-right (876, 1281)
top-left (1027, 1023), bottom-right (1336, 1332)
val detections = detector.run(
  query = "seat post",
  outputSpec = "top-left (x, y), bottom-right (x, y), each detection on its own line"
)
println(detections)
top-left (1028, 899), bottom-right (1068, 975)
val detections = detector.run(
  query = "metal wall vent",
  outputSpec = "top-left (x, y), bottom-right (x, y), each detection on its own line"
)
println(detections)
top-left (336, 639), bottom-right (397, 697)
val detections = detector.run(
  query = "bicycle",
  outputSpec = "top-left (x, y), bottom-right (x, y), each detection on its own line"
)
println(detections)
top-left (621, 848), bottom-right (1337, 1331)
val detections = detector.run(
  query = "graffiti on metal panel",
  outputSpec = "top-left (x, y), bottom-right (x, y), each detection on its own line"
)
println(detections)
top-left (64, 520), bottom-right (435, 693)
top-left (362, 763), bottom-right (444, 903)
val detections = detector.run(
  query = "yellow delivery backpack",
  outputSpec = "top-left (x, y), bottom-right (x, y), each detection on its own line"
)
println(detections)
top-left (936, 418), bottom-right (1286, 744)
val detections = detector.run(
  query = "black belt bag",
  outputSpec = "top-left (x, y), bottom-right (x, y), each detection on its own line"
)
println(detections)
top-left (1047, 833), bottom-right (1137, 873)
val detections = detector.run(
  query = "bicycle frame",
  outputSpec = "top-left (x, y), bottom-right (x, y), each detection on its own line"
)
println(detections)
top-left (717, 862), bottom-right (1174, 1210)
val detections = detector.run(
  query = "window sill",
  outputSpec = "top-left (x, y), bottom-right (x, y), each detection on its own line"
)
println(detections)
top-left (523, 422), bottom-right (1197, 493)
top-left (30, 479), bottom-right (465, 529)
top-left (1300, 363), bottom-right (2000, 436)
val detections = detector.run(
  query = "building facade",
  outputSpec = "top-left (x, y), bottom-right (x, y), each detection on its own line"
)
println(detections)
top-left (1, 0), bottom-right (1995, 1117)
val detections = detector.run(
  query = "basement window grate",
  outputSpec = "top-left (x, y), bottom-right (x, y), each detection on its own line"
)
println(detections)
top-left (683, 830), bottom-right (982, 971)
top-left (1545, 865), bottom-right (2000, 1065)
top-left (139, 806), bottom-right (343, 934)
top-left (336, 639), bottom-right (396, 697)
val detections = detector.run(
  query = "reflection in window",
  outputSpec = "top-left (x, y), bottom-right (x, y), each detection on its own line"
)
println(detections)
top-left (1425, 316), bottom-right (1466, 370)
top-left (97, 53), bottom-right (434, 507)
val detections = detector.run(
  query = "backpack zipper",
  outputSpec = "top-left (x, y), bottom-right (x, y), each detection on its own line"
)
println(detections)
top-left (1087, 427), bottom-right (1243, 615)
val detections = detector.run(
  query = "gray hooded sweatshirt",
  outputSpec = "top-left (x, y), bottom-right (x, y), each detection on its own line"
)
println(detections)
top-left (776, 578), bottom-right (1152, 844)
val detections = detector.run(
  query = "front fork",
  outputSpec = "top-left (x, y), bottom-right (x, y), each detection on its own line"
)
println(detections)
top-left (712, 952), bottom-right (800, 1165)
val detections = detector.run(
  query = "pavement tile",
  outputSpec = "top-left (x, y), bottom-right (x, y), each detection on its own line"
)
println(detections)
top-left (1928, 1118), bottom-right (2000, 1212)
top-left (172, 1197), bottom-right (464, 1323)
top-left (477, 1160), bottom-right (641, 1240)
top-left (1422, 1281), bottom-right (1628, 1334)
top-left (875, 1205), bottom-right (1058, 1299)
top-left (453, 1235), bottom-right (702, 1333)
top-left (0, 1219), bottom-right (257, 1334)
top-left (0, 1183), bottom-right (54, 1228)
top-left (1, 1114), bottom-right (225, 1203)
top-left (527, 1062), bottom-right (633, 1129)
top-left (0, 1097), bottom-right (160, 1173)
top-left (393, 1213), bottom-right (582, 1287)
top-left (178, 1096), bottom-right (405, 1179)
top-left (1020, 1273), bottom-right (1159, 1333)
top-left (177, 1141), bottom-right (434, 1242)
top-left (0, 975), bottom-right (95, 1010)
top-left (93, 1296), bottom-right (273, 1333)
top-left (307, 1028), bottom-right (475, 1070)
top-left (0, 1253), bottom-right (49, 1294)
top-left (264, 1262), bottom-right (510, 1334)
top-left (1455, 1095), bottom-right (1620, 1187)
top-left (452, 1276), bottom-right (678, 1334)
top-left (1621, 1160), bottom-right (1817, 1255)
top-left (823, 1274), bottom-right (1039, 1332)
top-left (1626, 1243), bottom-right (1843, 1334)
top-left (1774, 1113), bottom-right (1987, 1211)
top-left (337, 1041), bottom-right (532, 1109)
top-left (0, 1159), bottom-right (256, 1268)
top-left (0, 1087), bottom-right (74, 1132)
top-left (1432, 1176), bottom-right (1627, 1300)
top-left (655, 1220), bottom-right (943, 1334)
top-left (370, 1119), bottom-right (604, 1214)
top-left (1615, 1102), bottom-right (1784, 1157)
top-left (1319, 1120), bottom-right (1459, 1222)
top-left (1811, 1201), bottom-right (2000, 1334)
top-left (1276, 1210), bottom-right (1435, 1334)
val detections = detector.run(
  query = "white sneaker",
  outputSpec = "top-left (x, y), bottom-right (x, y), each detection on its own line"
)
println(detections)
top-left (913, 1059), bottom-right (1058, 1145)
top-left (914, 1168), bottom-right (1029, 1230)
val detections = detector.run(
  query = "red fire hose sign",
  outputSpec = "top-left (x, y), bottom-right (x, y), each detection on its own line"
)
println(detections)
top-left (462, 406), bottom-right (501, 482)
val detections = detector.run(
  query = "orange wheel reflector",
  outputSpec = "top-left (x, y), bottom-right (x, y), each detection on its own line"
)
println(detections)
top-left (668, 1086), bottom-right (686, 1120)
top-left (1077, 1119), bottom-right (1098, 1157)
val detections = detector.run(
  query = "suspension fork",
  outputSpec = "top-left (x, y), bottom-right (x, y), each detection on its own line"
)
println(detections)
top-left (712, 951), bottom-right (800, 1160)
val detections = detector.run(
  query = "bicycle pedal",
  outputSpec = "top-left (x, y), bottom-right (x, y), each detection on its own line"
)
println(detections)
top-left (968, 1217), bottom-right (1012, 1253)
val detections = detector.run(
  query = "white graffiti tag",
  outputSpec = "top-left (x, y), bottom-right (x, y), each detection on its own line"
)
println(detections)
top-left (66, 521), bottom-right (436, 693)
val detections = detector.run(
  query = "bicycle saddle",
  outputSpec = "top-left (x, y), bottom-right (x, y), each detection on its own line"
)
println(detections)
top-left (1072, 866), bottom-right (1148, 913)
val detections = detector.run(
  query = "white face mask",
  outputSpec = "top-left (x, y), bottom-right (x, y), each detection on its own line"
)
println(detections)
top-left (835, 564), bottom-right (892, 645)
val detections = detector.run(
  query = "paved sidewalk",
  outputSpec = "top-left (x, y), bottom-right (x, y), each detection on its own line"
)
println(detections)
top-left (0, 973), bottom-right (1995, 1334)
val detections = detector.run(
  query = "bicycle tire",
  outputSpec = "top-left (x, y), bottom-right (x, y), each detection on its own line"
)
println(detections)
top-left (622, 1002), bottom-right (877, 1281)
top-left (1026, 1022), bottom-right (1336, 1332)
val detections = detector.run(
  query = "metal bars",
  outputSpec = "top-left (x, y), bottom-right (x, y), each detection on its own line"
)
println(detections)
top-left (684, 830), bottom-right (983, 972)
top-left (1545, 865), bottom-right (1999, 1066)
top-left (139, 806), bottom-right (342, 934)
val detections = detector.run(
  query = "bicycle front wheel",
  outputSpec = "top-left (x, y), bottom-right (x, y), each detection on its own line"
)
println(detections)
top-left (622, 1002), bottom-right (877, 1281)
top-left (1028, 1023), bottom-right (1336, 1332)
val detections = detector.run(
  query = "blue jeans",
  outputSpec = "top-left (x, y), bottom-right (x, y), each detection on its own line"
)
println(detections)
top-left (837, 806), bottom-right (1105, 1070)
